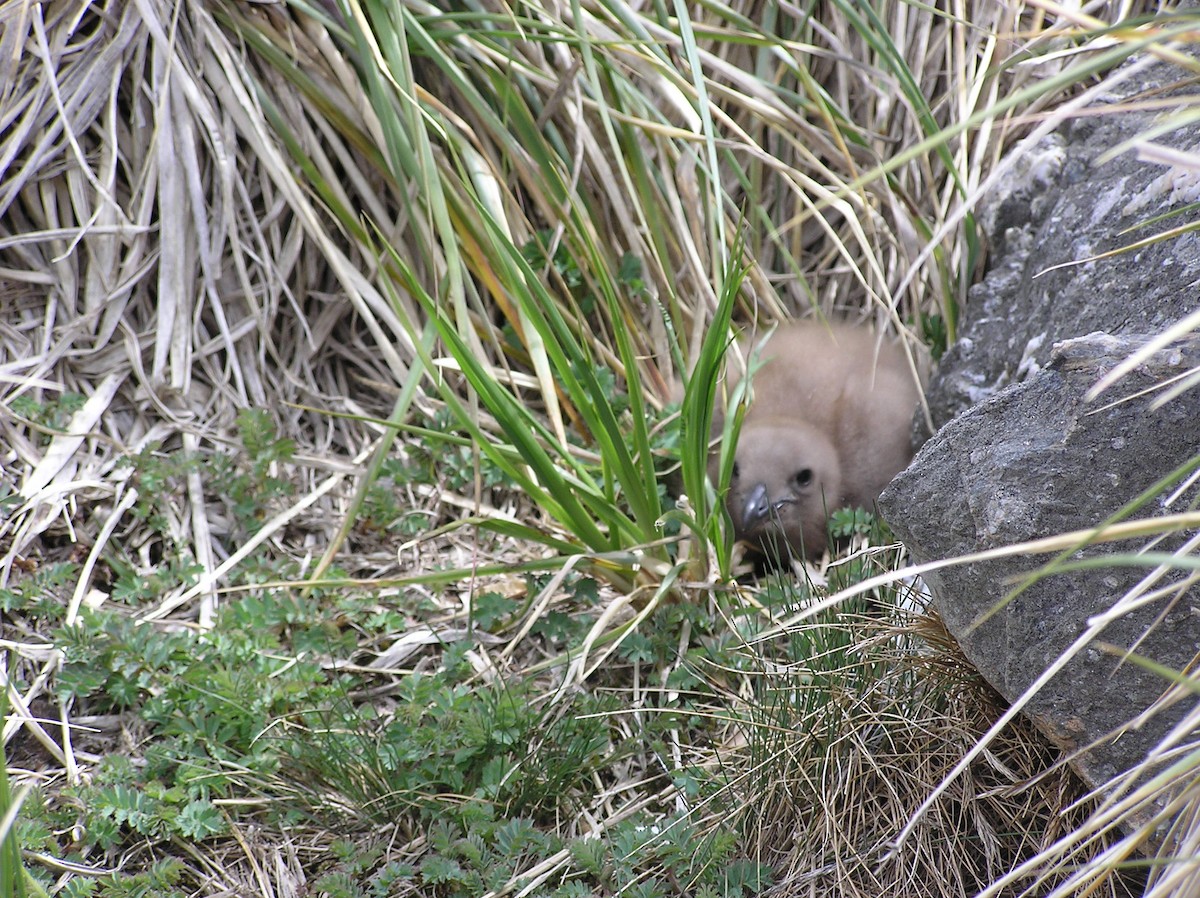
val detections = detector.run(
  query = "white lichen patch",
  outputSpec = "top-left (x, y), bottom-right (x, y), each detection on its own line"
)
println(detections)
top-left (1122, 142), bottom-right (1200, 216)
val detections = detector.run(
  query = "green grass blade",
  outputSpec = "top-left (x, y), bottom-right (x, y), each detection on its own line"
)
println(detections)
top-left (0, 672), bottom-right (28, 898)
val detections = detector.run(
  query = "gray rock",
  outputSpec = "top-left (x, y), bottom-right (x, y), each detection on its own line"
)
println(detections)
top-left (882, 333), bottom-right (1200, 796)
top-left (883, 58), bottom-right (1200, 814)
top-left (927, 67), bottom-right (1200, 428)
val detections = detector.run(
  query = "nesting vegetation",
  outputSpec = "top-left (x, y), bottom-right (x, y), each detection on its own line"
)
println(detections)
top-left (0, 1), bottom-right (1194, 896)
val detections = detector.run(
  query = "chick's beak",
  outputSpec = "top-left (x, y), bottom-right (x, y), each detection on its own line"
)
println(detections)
top-left (741, 482), bottom-right (771, 530)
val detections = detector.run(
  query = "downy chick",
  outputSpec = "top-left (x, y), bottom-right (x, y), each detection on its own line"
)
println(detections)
top-left (714, 321), bottom-right (922, 559)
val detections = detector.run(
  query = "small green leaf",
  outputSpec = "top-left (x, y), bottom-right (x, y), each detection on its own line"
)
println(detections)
top-left (175, 800), bottom-right (226, 840)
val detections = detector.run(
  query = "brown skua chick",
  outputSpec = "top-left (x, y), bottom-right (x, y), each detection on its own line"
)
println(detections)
top-left (714, 320), bottom-right (922, 559)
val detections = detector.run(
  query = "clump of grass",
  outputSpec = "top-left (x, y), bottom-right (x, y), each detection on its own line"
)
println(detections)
top-left (732, 605), bottom-right (1129, 898)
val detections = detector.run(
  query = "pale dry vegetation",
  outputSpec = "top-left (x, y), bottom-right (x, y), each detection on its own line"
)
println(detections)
top-left (0, 0), bottom-right (1195, 896)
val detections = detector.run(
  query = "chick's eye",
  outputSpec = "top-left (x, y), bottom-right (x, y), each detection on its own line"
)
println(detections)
top-left (731, 461), bottom-right (740, 481)
top-left (793, 468), bottom-right (814, 489)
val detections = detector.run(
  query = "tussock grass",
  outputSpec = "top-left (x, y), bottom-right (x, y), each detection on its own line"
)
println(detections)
top-left (737, 609), bottom-right (1124, 898)
top-left (1, 0), bottom-right (1196, 895)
